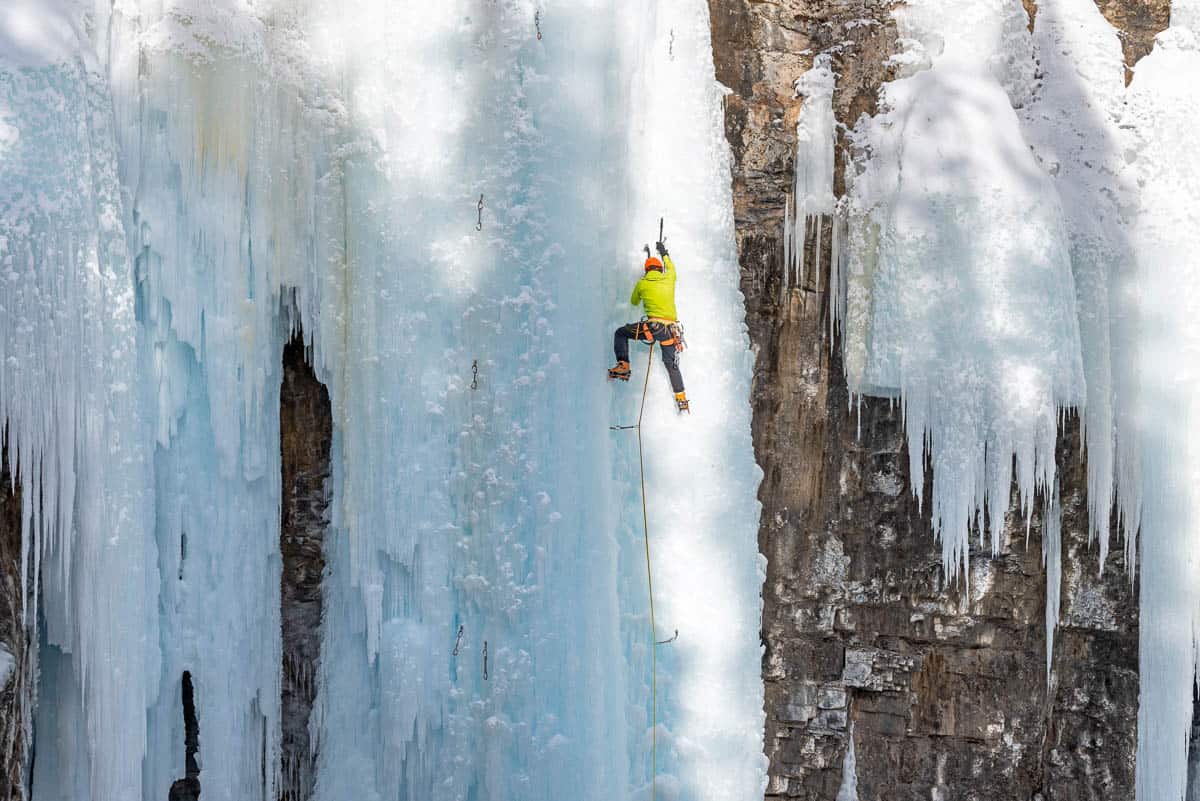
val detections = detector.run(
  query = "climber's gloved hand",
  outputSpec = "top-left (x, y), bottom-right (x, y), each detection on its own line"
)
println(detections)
top-left (655, 241), bottom-right (668, 257)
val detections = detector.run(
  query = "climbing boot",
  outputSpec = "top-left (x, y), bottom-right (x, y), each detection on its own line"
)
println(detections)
top-left (675, 391), bottom-right (690, 413)
top-left (608, 361), bottom-right (631, 381)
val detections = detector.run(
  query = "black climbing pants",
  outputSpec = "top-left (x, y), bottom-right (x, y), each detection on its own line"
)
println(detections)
top-left (614, 321), bottom-right (685, 394)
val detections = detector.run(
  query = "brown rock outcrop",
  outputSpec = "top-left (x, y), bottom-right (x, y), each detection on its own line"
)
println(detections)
top-left (1092, 0), bottom-right (1172, 83)
top-left (279, 336), bottom-right (332, 801)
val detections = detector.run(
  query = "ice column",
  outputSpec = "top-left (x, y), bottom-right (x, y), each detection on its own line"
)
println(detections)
top-left (1123, 17), bottom-right (1200, 801)
top-left (1016, 0), bottom-right (1138, 570)
top-left (841, 0), bottom-right (1084, 579)
top-left (1, 2), bottom-right (768, 800)
top-left (309, 3), bottom-right (631, 800)
top-left (1042, 484), bottom-right (1062, 680)
top-left (616, 0), bottom-right (767, 799)
top-left (0, 4), bottom-right (156, 798)
top-left (783, 55), bottom-right (837, 299)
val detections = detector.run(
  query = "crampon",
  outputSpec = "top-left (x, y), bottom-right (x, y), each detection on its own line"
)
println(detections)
top-left (608, 361), bottom-right (631, 381)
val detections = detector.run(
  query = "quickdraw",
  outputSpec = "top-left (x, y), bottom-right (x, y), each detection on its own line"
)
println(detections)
top-left (671, 322), bottom-right (687, 353)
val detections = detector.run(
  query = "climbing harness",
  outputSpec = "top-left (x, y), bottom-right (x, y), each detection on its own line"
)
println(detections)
top-left (608, 341), bottom-right (671, 801)
top-left (632, 319), bottom-right (682, 349)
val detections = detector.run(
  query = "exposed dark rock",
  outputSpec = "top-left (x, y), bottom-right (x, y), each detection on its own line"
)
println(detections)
top-left (167, 671), bottom-right (201, 801)
top-left (0, 445), bottom-right (31, 800)
top-left (707, 1), bottom-right (1139, 798)
top-left (278, 334), bottom-right (332, 801)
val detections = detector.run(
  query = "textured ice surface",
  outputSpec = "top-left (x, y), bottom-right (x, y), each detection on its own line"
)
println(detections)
top-left (841, 0), bottom-right (1084, 579)
top-left (0, 1), bottom-right (764, 799)
top-left (1014, 0), bottom-right (1137, 685)
top-left (614, 3), bottom-right (766, 798)
top-left (1123, 17), bottom-right (1200, 801)
top-left (1174, 0), bottom-right (1200, 29)
top-left (1018, 0), bottom-right (1138, 571)
top-left (0, 7), bottom-right (155, 798)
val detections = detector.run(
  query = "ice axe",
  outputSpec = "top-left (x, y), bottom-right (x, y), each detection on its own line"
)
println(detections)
top-left (643, 218), bottom-right (666, 260)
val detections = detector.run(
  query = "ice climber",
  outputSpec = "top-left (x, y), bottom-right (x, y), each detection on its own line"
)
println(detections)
top-left (608, 240), bottom-right (689, 413)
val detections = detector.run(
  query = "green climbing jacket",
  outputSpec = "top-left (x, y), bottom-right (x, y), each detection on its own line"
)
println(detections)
top-left (630, 255), bottom-right (678, 321)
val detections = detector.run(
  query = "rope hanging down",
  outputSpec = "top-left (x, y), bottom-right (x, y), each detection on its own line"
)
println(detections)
top-left (610, 341), bottom-right (664, 801)
top-left (638, 345), bottom-right (661, 801)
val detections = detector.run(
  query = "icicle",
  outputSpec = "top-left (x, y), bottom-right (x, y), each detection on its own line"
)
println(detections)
top-left (1042, 482), bottom-right (1061, 683)
top-left (783, 194), bottom-right (792, 302)
top-left (835, 722), bottom-right (859, 801)
top-left (787, 54), bottom-right (837, 308)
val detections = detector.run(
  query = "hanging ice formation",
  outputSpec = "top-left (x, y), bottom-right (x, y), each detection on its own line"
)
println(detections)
top-left (790, 0), bottom-right (1200, 797)
top-left (782, 53), bottom-right (836, 300)
top-left (0, 1), bottom-right (765, 800)
top-left (842, 0), bottom-right (1086, 582)
top-left (1124, 4), bottom-right (1200, 798)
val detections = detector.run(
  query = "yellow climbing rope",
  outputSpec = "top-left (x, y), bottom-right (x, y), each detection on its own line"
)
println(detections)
top-left (636, 342), bottom-right (659, 801)
top-left (610, 339), bottom-right (662, 800)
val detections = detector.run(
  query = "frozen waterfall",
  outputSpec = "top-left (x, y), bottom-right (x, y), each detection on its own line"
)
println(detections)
top-left (0, 1), bottom-right (765, 800)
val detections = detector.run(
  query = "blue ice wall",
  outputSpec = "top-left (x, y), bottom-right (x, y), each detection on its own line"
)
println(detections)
top-left (0, 2), bottom-right (766, 800)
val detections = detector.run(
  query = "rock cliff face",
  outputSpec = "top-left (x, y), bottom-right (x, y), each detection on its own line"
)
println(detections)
top-left (706, 1), bottom-right (1151, 797)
